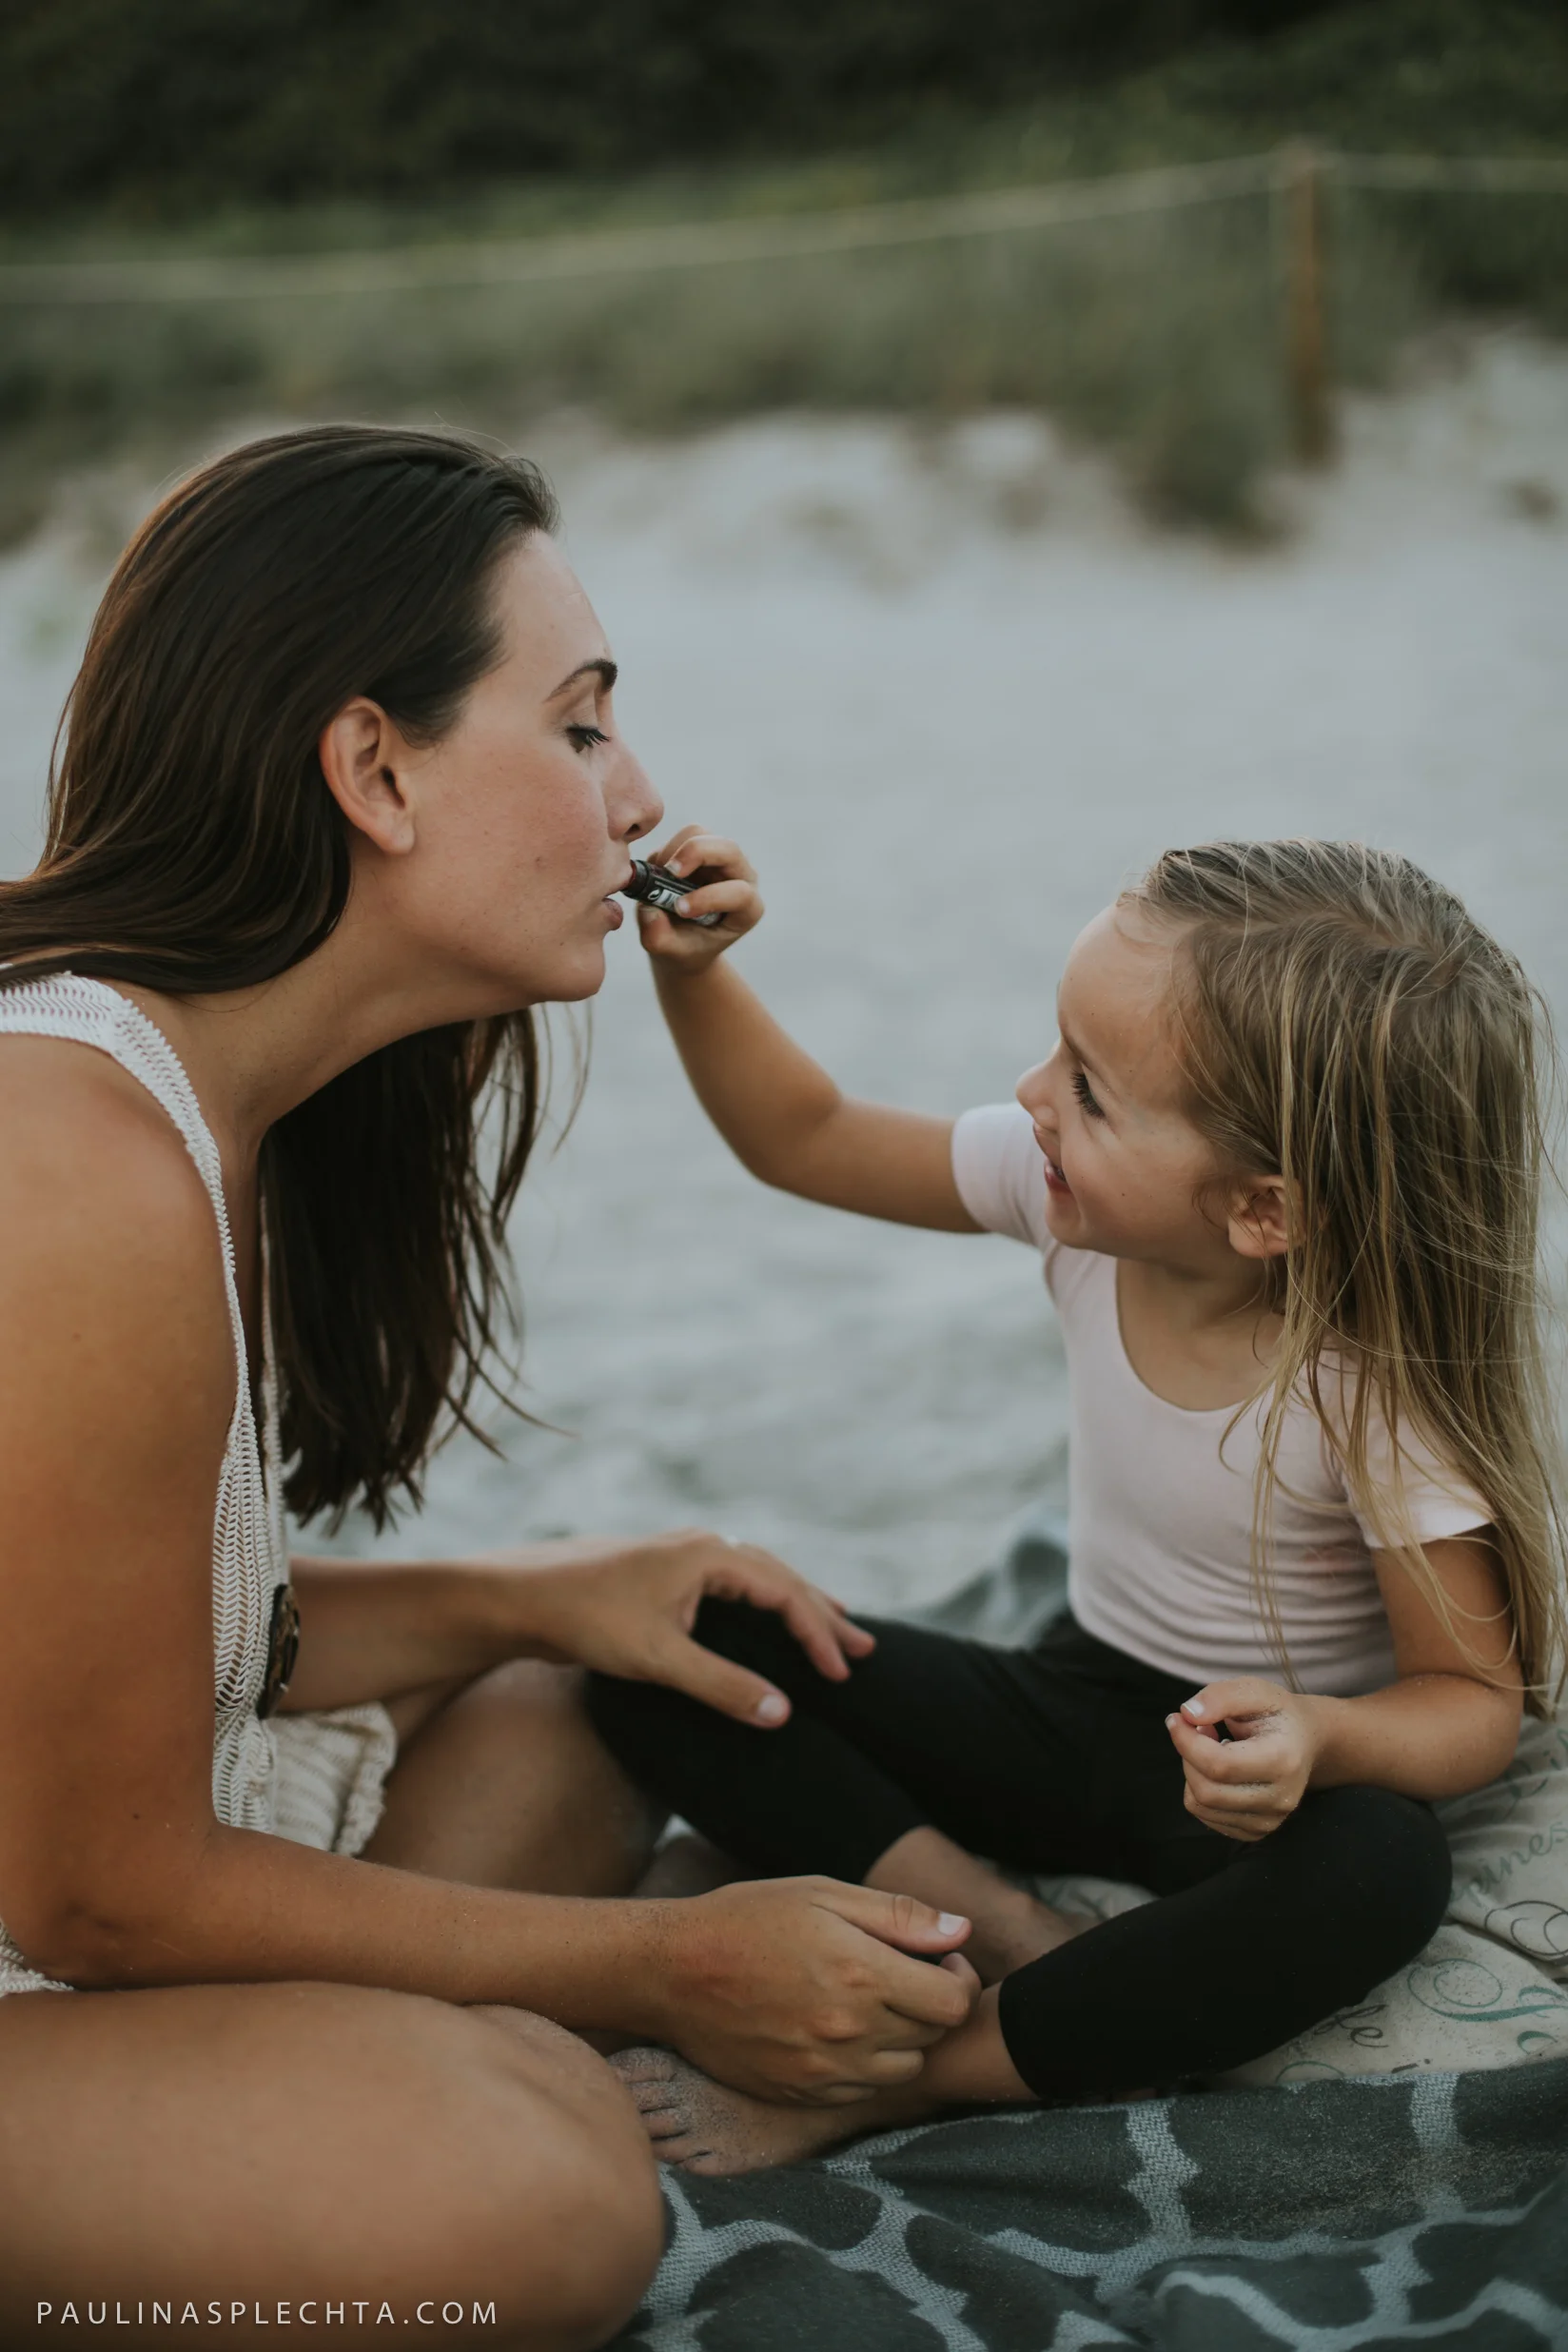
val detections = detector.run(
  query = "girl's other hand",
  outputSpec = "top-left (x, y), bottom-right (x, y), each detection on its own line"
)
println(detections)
top-left (1165, 1678), bottom-right (1323, 1841)
top-left (636, 826), bottom-right (763, 972)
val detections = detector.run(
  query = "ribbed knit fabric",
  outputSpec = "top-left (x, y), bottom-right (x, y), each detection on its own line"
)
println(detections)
top-left (0, 975), bottom-right (395, 1993)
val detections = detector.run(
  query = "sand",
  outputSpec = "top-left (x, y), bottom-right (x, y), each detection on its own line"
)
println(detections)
top-left (2, 331), bottom-right (1564, 1608)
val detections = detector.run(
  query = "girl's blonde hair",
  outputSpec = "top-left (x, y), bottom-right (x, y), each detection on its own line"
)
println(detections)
top-left (1127, 839), bottom-right (1565, 1715)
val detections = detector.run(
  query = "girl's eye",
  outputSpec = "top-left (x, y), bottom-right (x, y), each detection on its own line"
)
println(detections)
top-left (567, 723), bottom-right (608, 752)
top-left (1071, 1069), bottom-right (1106, 1120)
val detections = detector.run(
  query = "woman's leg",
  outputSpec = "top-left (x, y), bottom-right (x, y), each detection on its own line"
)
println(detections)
top-left (0, 1979), bottom-right (663, 2348)
top-left (366, 1659), bottom-right (665, 1895)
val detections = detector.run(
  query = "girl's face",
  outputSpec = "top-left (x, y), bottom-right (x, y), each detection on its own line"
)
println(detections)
top-left (346, 533), bottom-right (662, 1012)
top-left (1014, 904), bottom-right (1239, 1270)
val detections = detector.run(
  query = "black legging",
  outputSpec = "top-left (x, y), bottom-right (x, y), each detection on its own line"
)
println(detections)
top-left (586, 1601), bottom-right (1452, 2101)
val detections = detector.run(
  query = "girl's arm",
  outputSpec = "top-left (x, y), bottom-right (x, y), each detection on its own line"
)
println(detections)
top-left (640, 827), bottom-right (977, 1233)
top-left (1167, 1532), bottom-right (1523, 1838)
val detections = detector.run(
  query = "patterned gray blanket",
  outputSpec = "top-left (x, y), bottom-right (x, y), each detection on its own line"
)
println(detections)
top-left (617, 2056), bottom-right (1568, 2348)
top-left (614, 1528), bottom-right (1568, 2347)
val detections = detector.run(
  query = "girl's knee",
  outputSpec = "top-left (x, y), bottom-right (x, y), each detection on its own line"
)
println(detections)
top-left (1309, 1784), bottom-right (1452, 1940)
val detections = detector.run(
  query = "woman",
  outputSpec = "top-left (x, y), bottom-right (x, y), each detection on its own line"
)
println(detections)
top-left (0, 426), bottom-right (973, 2347)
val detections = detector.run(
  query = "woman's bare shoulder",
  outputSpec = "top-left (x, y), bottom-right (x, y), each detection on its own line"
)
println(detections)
top-left (0, 1035), bottom-right (230, 1411)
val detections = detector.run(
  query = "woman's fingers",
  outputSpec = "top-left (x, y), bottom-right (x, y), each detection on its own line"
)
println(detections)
top-left (811, 1884), bottom-right (975, 2027)
top-left (654, 1631), bottom-right (794, 1727)
top-left (706, 1548), bottom-right (860, 1679)
top-left (833, 1609), bottom-right (877, 1658)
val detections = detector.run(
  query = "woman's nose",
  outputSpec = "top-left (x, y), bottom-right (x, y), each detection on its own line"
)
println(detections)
top-left (613, 747), bottom-right (663, 843)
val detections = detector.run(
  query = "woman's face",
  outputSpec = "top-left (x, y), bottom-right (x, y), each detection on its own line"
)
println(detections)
top-left (363, 533), bottom-right (663, 1010)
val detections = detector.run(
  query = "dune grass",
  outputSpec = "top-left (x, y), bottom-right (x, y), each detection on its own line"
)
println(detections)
top-left (2, 0), bottom-right (1565, 541)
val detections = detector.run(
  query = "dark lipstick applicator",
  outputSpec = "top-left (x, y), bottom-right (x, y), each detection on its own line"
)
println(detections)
top-left (620, 858), bottom-right (723, 929)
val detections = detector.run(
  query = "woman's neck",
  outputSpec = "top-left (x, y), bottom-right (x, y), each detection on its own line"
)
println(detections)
top-left (109, 898), bottom-right (521, 1178)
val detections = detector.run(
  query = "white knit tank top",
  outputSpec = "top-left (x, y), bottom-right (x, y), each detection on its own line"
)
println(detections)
top-left (0, 973), bottom-right (292, 1990)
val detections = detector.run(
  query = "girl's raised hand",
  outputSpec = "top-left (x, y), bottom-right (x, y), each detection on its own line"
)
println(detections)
top-left (1164, 1678), bottom-right (1323, 1841)
top-left (635, 825), bottom-right (763, 972)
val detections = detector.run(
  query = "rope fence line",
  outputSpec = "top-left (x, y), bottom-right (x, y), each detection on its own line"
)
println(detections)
top-left (0, 145), bottom-right (1562, 308)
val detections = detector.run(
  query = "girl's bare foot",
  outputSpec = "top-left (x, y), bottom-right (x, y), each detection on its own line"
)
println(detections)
top-left (610, 2047), bottom-right (912, 2177)
top-left (633, 1831), bottom-right (740, 1900)
top-left (866, 1828), bottom-right (1091, 1983)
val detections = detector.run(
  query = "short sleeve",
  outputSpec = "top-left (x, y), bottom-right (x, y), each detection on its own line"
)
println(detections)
top-left (951, 1104), bottom-right (1052, 1252)
top-left (1337, 1383), bottom-right (1492, 1550)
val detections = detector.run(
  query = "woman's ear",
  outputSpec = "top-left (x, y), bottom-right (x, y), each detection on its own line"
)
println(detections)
top-left (317, 697), bottom-right (417, 856)
top-left (1226, 1173), bottom-right (1291, 1262)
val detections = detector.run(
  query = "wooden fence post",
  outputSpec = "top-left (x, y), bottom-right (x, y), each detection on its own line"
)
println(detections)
top-left (1283, 142), bottom-right (1334, 465)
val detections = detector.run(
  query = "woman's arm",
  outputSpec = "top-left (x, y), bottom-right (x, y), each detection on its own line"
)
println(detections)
top-left (283, 1529), bottom-right (873, 1718)
top-left (641, 827), bottom-right (977, 1232)
top-left (0, 1090), bottom-right (973, 2102)
top-left (1167, 1533), bottom-right (1523, 1838)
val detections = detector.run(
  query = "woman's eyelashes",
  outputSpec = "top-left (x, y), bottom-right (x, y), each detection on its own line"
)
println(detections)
top-left (1071, 1068), bottom-right (1106, 1119)
top-left (566, 722), bottom-right (608, 753)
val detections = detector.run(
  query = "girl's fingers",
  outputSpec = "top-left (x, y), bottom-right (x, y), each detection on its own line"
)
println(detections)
top-left (647, 821), bottom-right (708, 869)
top-left (669, 877), bottom-right (759, 924)
top-left (1166, 1715), bottom-right (1268, 1781)
top-left (664, 833), bottom-right (755, 884)
top-left (1180, 1678), bottom-right (1284, 1731)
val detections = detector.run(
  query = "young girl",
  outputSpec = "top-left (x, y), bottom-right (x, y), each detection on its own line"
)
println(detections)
top-left (587, 829), bottom-right (1565, 2177)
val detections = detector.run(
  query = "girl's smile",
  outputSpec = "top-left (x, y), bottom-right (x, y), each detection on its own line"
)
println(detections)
top-left (1036, 1135), bottom-right (1072, 1195)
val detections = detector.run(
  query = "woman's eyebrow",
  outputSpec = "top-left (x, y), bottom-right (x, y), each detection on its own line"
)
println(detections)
top-left (547, 656), bottom-right (617, 699)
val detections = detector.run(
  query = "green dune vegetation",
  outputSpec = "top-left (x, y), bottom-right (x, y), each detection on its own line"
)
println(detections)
top-left (0, 0), bottom-right (1564, 539)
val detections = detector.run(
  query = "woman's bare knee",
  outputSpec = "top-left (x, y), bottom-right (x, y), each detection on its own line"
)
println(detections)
top-left (0, 1982), bottom-right (662, 2350)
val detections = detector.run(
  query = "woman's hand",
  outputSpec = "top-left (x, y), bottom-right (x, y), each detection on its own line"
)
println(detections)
top-left (644, 1876), bottom-right (979, 2104)
top-left (635, 825), bottom-right (763, 974)
top-left (506, 1528), bottom-right (874, 1726)
top-left (1165, 1679), bottom-right (1323, 1841)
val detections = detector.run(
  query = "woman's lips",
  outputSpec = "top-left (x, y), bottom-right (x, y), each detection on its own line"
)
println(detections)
top-left (602, 896), bottom-right (624, 930)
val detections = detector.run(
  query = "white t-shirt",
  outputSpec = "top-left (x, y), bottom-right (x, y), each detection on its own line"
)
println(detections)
top-left (952, 1103), bottom-right (1490, 1697)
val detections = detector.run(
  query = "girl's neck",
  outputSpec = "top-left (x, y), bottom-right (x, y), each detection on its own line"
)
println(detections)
top-left (1115, 1255), bottom-right (1282, 1413)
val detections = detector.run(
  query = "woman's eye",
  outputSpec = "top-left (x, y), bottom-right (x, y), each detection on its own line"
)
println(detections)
top-left (1071, 1070), bottom-right (1106, 1119)
top-left (567, 723), bottom-right (608, 752)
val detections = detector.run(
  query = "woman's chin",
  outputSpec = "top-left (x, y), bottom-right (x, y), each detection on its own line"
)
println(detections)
top-left (539, 940), bottom-right (609, 1004)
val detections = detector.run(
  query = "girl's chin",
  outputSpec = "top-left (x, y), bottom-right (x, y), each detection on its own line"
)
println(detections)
top-left (1042, 1186), bottom-right (1085, 1237)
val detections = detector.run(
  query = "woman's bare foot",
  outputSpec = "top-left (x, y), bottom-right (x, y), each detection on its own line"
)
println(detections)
top-left (610, 2047), bottom-right (912, 2177)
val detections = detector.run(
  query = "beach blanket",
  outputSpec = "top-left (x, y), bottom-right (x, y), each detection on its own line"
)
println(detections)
top-left (613, 1522), bottom-right (1568, 2348)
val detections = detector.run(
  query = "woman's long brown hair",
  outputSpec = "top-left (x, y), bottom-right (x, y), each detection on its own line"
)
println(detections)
top-left (0, 424), bottom-right (560, 1527)
top-left (1129, 840), bottom-right (1566, 1714)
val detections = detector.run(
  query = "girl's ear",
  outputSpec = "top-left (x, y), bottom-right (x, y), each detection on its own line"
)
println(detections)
top-left (317, 697), bottom-right (417, 856)
top-left (1226, 1173), bottom-right (1291, 1262)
